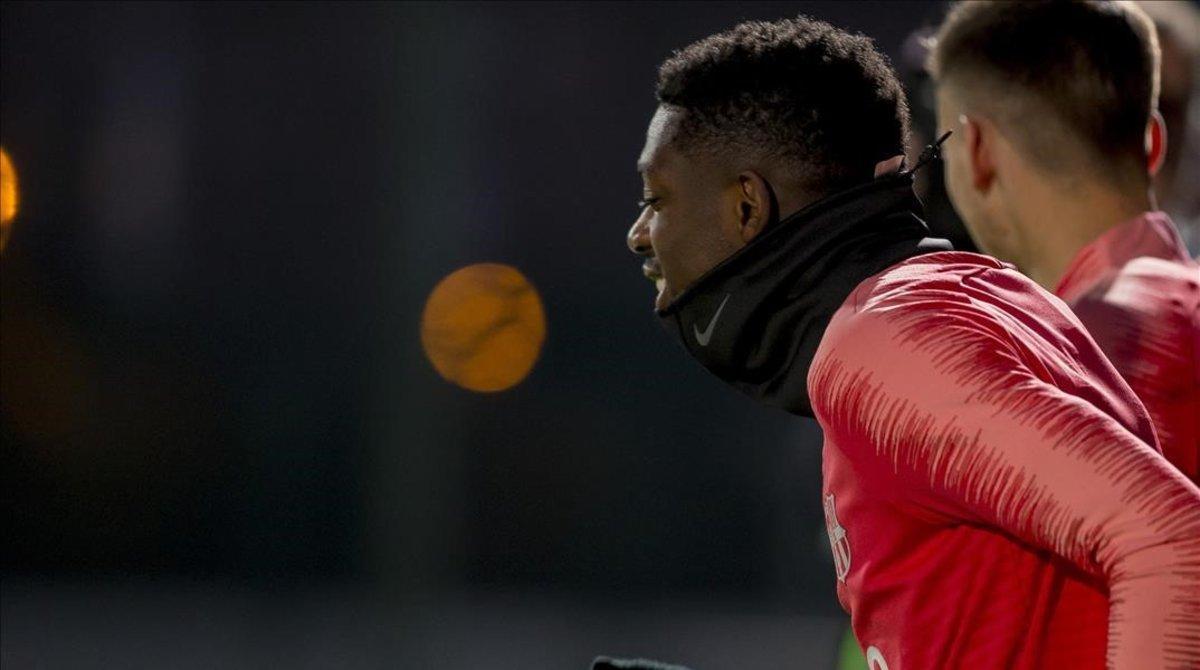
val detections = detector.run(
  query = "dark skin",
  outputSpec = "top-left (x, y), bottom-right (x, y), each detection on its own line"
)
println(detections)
top-left (627, 106), bottom-right (810, 310)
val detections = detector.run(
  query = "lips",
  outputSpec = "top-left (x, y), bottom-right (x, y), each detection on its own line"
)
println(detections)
top-left (643, 261), bottom-right (667, 288)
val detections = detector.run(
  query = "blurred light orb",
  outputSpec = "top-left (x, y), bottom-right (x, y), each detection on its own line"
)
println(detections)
top-left (0, 147), bottom-right (17, 251)
top-left (421, 263), bottom-right (546, 392)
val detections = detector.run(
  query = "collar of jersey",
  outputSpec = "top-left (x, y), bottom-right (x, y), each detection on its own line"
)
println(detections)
top-left (657, 172), bottom-right (952, 417)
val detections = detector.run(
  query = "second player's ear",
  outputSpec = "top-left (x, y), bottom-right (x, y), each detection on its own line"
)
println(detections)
top-left (1146, 110), bottom-right (1167, 177)
top-left (735, 171), bottom-right (772, 244)
top-left (960, 114), bottom-right (996, 194)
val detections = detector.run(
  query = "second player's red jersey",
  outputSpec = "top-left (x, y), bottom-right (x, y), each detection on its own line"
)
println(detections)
top-left (809, 251), bottom-right (1200, 669)
top-left (1055, 211), bottom-right (1200, 484)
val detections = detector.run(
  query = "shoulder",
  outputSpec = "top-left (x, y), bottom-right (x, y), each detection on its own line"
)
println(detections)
top-left (1111, 256), bottom-right (1200, 310)
top-left (842, 251), bottom-right (1008, 312)
top-left (809, 252), bottom-right (1038, 421)
top-left (818, 251), bottom-right (1035, 362)
top-left (1071, 255), bottom-right (1200, 335)
top-left (1071, 255), bottom-right (1200, 388)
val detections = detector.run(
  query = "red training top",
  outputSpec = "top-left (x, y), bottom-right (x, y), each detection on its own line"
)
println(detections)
top-left (1055, 212), bottom-right (1200, 484)
top-left (810, 251), bottom-right (1200, 670)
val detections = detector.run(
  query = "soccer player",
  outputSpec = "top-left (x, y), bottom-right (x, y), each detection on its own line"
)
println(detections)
top-left (929, 1), bottom-right (1199, 484)
top-left (625, 16), bottom-right (1200, 670)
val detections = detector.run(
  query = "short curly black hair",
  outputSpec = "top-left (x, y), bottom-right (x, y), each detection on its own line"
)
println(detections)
top-left (657, 16), bottom-right (909, 196)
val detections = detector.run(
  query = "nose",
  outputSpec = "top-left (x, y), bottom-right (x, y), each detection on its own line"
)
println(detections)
top-left (627, 207), bottom-right (653, 256)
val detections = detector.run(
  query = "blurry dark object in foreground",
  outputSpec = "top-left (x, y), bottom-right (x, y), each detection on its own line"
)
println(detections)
top-left (592, 657), bottom-right (693, 670)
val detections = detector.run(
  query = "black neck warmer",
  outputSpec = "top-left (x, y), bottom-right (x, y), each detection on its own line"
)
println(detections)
top-left (656, 172), bottom-right (952, 417)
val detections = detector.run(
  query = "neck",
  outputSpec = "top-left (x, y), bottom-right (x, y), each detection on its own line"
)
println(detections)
top-left (1014, 177), bottom-right (1152, 291)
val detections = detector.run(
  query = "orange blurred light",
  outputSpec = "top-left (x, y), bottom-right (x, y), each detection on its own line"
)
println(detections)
top-left (421, 263), bottom-right (546, 392)
top-left (0, 147), bottom-right (16, 251)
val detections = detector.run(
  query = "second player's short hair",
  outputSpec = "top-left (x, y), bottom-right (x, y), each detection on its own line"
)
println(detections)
top-left (929, 1), bottom-right (1160, 179)
top-left (656, 17), bottom-right (910, 197)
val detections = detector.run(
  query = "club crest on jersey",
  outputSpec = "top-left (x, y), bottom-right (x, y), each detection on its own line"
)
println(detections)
top-left (824, 493), bottom-right (851, 582)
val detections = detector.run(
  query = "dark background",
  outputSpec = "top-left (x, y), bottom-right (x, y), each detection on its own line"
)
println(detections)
top-left (1, 2), bottom-right (976, 667)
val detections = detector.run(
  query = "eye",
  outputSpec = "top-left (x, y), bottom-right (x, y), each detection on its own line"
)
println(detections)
top-left (636, 196), bottom-right (662, 211)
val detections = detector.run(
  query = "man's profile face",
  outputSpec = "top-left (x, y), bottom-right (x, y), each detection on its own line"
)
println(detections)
top-left (627, 106), bottom-right (741, 310)
top-left (935, 86), bottom-right (1008, 260)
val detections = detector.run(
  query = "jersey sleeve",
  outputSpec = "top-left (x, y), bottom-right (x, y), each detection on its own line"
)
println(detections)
top-left (810, 293), bottom-right (1200, 670)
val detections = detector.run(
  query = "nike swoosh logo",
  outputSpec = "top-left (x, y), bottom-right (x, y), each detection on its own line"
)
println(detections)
top-left (693, 293), bottom-right (731, 347)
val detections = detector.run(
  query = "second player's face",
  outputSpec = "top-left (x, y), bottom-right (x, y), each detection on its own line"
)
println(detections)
top-left (627, 107), bottom-right (741, 311)
top-left (935, 87), bottom-right (1011, 260)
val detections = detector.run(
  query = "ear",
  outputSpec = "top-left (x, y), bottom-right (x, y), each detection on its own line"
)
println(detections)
top-left (734, 171), bottom-right (773, 244)
top-left (959, 114), bottom-right (996, 193)
top-left (874, 155), bottom-right (905, 178)
top-left (1146, 110), bottom-right (1167, 177)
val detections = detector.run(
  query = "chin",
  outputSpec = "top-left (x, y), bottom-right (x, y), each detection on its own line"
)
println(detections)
top-left (654, 278), bottom-right (674, 311)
